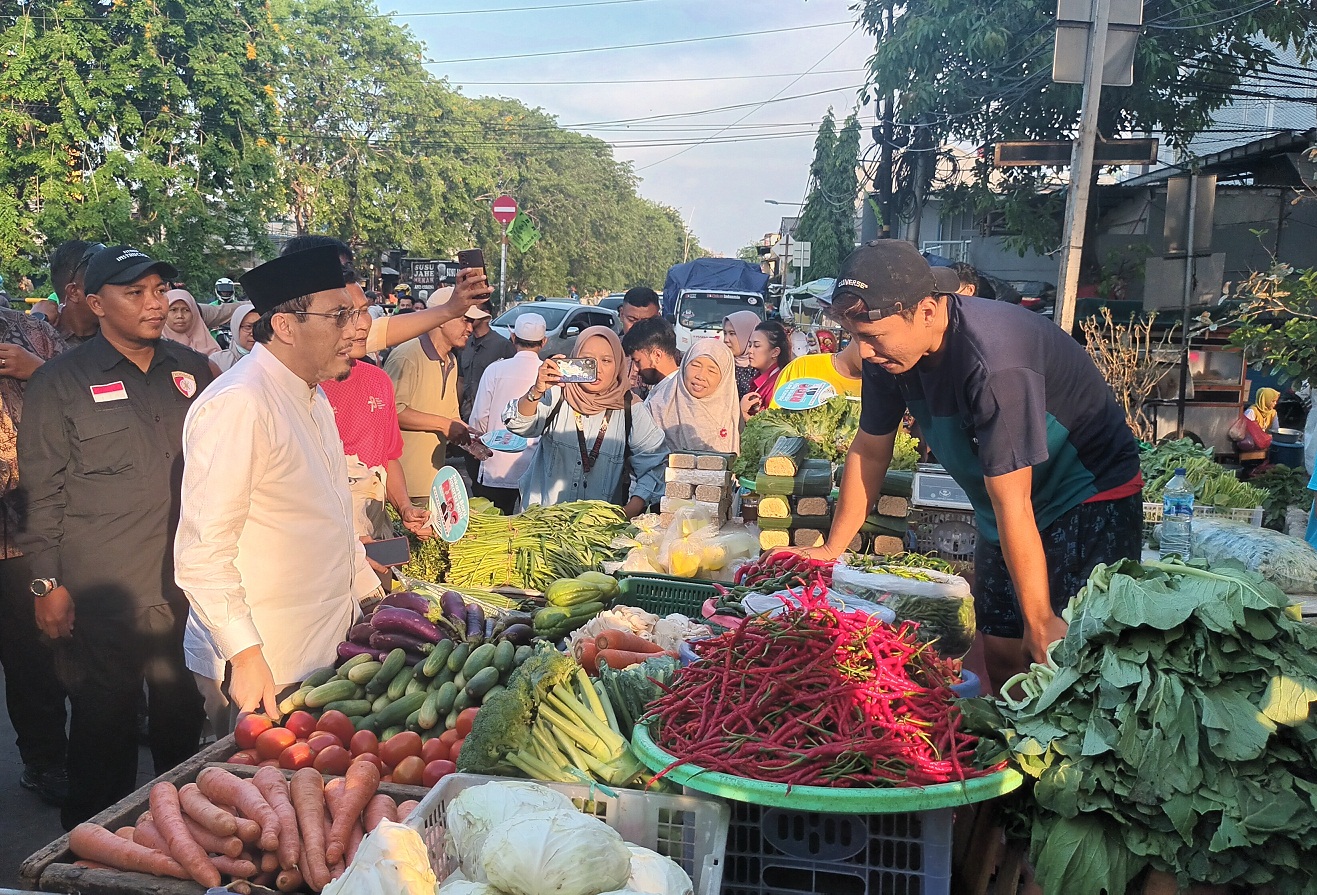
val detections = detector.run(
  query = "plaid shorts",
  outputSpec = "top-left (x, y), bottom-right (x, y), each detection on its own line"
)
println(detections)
top-left (973, 494), bottom-right (1143, 639)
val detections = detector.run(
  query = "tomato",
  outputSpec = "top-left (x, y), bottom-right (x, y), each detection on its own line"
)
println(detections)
top-left (437, 728), bottom-right (460, 753)
top-left (421, 737), bottom-right (449, 764)
top-left (392, 755), bottom-right (426, 787)
top-left (256, 727), bottom-right (298, 762)
top-left (228, 749), bottom-right (260, 766)
top-left (279, 742), bottom-right (316, 770)
top-left (306, 732), bottom-right (340, 754)
top-left (455, 707), bottom-right (479, 739)
top-left (313, 744), bottom-right (353, 776)
top-left (351, 753), bottom-right (386, 773)
top-left (234, 713), bottom-right (274, 751)
top-left (379, 731), bottom-right (422, 768)
top-left (283, 710), bottom-right (318, 740)
top-left (422, 759), bottom-right (457, 787)
top-left (315, 711), bottom-right (356, 748)
top-left (450, 737), bottom-right (465, 762)
top-left (349, 730), bottom-right (379, 758)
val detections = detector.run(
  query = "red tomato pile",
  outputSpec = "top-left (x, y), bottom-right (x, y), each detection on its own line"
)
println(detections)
top-left (230, 709), bottom-right (473, 787)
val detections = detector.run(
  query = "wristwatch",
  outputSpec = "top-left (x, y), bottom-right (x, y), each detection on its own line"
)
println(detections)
top-left (527, 387), bottom-right (544, 402)
top-left (30, 578), bottom-right (59, 598)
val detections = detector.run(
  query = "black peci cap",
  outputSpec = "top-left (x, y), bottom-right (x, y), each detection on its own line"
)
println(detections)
top-left (833, 240), bottom-right (962, 319)
top-left (83, 246), bottom-right (178, 296)
top-left (240, 245), bottom-right (346, 315)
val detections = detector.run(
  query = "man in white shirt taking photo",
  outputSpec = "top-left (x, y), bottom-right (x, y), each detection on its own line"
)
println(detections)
top-left (468, 313), bottom-right (547, 514)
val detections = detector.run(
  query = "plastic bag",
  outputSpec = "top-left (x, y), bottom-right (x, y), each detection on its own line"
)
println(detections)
top-left (656, 504), bottom-right (718, 575)
top-left (1192, 518), bottom-right (1317, 593)
top-left (620, 546), bottom-right (662, 574)
top-left (831, 562), bottom-right (976, 658)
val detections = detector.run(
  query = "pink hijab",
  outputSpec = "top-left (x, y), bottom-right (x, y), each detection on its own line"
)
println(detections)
top-left (163, 290), bottom-right (220, 355)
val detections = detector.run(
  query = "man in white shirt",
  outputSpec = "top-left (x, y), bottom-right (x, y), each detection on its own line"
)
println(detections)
top-left (175, 245), bottom-right (382, 725)
top-left (468, 313), bottom-right (547, 514)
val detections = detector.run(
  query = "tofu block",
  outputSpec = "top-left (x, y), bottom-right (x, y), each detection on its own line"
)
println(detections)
top-left (694, 483), bottom-right (727, 503)
top-left (665, 467), bottom-right (732, 486)
top-left (795, 496), bottom-right (831, 517)
top-left (757, 495), bottom-right (791, 519)
top-left (871, 535), bottom-right (906, 556)
top-left (877, 495), bottom-right (910, 517)
top-left (695, 453), bottom-right (732, 470)
top-left (759, 530), bottom-right (791, 550)
top-left (792, 529), bottom-right (826, 548)
top-left (669, 453), bottom-right (697, 469)
top-left (664, 482), bottom-right (693, 500)
top-left (846, 532), bottom-right (865, 553)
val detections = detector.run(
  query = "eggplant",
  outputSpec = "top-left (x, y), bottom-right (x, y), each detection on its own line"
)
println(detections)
top-left (379, 591), bottom-right (431, 616)
top-left (484, 617), bottom-right (497, 641)
top-left (497, 623), bottom-right (534, 646)
top-left (502, 610), bottom-right (535, 628)
top-left (348, 623), bottom-right (374, 646)
top-left (440, 591), bottom-right (467, 628)
top-left (369, 629), bottom-right (435, 655)
top-left (370, 607), bottom-right (440, 643)
top-left (465, 603), bottom-right (486, 646)
top-left (337, 641), bottom-right (377, 662)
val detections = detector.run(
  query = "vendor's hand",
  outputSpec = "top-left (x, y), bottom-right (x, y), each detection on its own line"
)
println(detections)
top-left (29, 299), bottom-right (60, 327)
top-left (740, 391), bottom-right (762, 421)
top-left (784, 544), bottom-right (840, 563)
top-left (534, 356), bottom-right (564, 395)
top-left (400, 505), bottom-right (433, 539)
top-left (0, 343), bottom-right (46, 381)
top-left (35, 585), bottom-right (75, 640)
top-left (361, 538), bottom-right (390, 577)
top-left (451, 267), bottom-right (493, 310)
top-left (230, 646), bottom-right (281, 720)
top-left (623, 496), bottom-right (647, 519)
top-left (1024, 614), bottom-right (1068, 664)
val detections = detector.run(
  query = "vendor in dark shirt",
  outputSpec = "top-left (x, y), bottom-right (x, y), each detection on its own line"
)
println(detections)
top-left (795, 240), bottom-right (1142, 688)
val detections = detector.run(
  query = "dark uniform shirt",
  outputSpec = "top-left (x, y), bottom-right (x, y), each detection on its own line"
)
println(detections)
top-left (17, 334), bottom-right (213, 616)
top-left (458, 329), bottom-right (515, 421)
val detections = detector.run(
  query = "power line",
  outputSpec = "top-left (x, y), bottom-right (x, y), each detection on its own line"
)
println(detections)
top-left (449, 69), bottom-right (859, 86)
top-left (384, 0), bottom-right (658, 17)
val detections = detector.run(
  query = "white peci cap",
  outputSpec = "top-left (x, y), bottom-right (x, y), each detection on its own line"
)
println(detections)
top-left (513, 313), bottom-right (547, 341)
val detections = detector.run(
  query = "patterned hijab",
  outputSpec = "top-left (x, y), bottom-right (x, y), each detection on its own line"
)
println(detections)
top-left (563, 326), bottom-right (630, 416)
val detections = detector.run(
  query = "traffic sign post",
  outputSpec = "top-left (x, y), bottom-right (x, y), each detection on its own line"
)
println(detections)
top-left (491, 195), bottom-right (517, 308)
top-left (791, 240), bottom-right (811, 270)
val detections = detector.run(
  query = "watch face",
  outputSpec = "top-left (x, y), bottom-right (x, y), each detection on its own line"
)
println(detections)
top-left (30, 579), bottom-right (51, 597)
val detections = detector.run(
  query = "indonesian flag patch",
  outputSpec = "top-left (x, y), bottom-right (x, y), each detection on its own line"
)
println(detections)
top-left (172, 371), bottom-right (197, 398)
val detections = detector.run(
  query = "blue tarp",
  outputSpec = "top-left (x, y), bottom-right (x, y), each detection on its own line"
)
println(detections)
top-left (662, 258), bottom-right (769, 317)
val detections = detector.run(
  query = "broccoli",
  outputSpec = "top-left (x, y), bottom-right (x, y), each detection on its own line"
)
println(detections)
top-left (456, 643), bottom-right (577, 774)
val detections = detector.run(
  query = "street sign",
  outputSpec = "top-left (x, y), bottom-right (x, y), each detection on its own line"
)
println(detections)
top-left (1053, 0), bottom-right (1142, 87)
top-left (507, 212), bottom-right (541, 253)
top-left (994, 138), bottom-right (1158, 167)
top-left (791, 241), bottom-right (811, 268)
top-left (492, 195), bottom-right (518, 225)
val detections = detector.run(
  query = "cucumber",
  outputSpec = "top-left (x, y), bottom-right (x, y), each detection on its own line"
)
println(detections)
top-left (374, 691), bottom-right (427, 729)
top-left (338, 652), bottom-right (376, 674)
top-left (481, 684), bottom-right (505, 704)
top-left (302, 665), bottom-right (338, 688)
top-left (305, 679), bottom-right (357, 709)
top-left (404, 677), bottom-right (426, 697)
top-left (453, 688), bottom-right (474, 713)
top-left (464, 666), bottom-right (500, 700)
top-left (461, 643), bottom-right (496, 679)
top-left (421, 640), bottom-right (455, 679)
top-left (446, 642), bottom-right (471, 674)
top-left (453, 672), bottom-right (467, 692)
top-left (514, 645), bottom-right (533, 666)
top-left (444, 708), bottom-right (460, 731)
top-left (277, 690), bottom-right (305, 716)
top-left (368, 649), bottom-right (407, 695)
top-left (354, 713), bottom-right (379, 732)
top-left (433, 681), bottom-right (458, 716)
top-left (492, 640), bottom-right (516, 674)
top-left (372, 693), bottom-right (393, 714)
top-left (346, 661), bottom-right (382, 685)
top-left (386, 661), bottom-right (414, 701)
top-left (323, 699), bottom-right (373, 717)
top-left (405, 709), bottom-right (422, 730)
top-left (418, 689), bottom-right (444, 730)
top-left (381, 725), bottom-right (404, 741)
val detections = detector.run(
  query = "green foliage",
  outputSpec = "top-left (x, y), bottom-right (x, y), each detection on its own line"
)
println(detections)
top-left (1231, 264), bottom-right (1317, 385)
top-left (731, 397), bottom-right (861, 478)
top-left (456, 643), bottom-right (577, 774)
top-left (791, 110), bottom-right (861, 279)
top-left (1247, 465), bottom-right (1313, 531)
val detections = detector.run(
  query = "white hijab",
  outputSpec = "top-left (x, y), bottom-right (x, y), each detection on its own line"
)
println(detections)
top-left (648, 338), bottom-right (741, 455)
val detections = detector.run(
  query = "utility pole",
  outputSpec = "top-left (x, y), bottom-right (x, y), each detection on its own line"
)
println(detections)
top-left (877, 0), bottom-right (895, 239)
top-left (1176, 170), bottom-right (1199, 435)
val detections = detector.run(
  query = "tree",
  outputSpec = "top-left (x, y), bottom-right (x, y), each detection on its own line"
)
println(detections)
top-left (792, 110), bottom-right (861, 280)
top-left (857, 0), bottom-right (1317, 256)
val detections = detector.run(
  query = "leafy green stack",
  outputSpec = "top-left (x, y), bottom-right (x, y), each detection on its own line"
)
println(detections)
top-left (732, 397), bottom-right (863, 478)
top-left (446, 501), bottom-right (631, 592)
top-left (1248, 464), bottom-right (1314, 531)
top-left (965, 559), bottom-right (1317, 895)
top-left (1140, 439), bottom-right (1269, 510)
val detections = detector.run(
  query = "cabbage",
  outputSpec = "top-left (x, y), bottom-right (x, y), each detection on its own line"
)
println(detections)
top-left (444, 781), bottom-right (575, 880)
top-left (481, 809), bottom-right (631, 895)
top-left (623, 846), bottom-right (694, 895)
top-left (438, 880), bottom-right (502, 895)
top-left (322, 820), bottom-right (437, 895)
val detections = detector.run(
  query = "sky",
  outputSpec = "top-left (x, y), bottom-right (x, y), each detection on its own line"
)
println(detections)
top-left (384, 0), bottom-right (878, 256)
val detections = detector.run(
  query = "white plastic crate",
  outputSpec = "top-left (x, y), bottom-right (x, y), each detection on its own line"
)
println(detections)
top-left (720, 800), bottom-right (953, 895)
top-left (407, 773), bottom-right (729, 895)
top-left (1141, 501), bottom-right (1262, 545)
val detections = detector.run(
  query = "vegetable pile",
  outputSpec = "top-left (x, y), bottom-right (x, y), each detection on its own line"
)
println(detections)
top-left (68, 765), bottom-right (419, 893)
top-left (731, 396), bottom-right (861, 478)
top-left (1248, 463), bottom-right (1314, 530)
top-left (447, 501), bottom-right (631, 591)
top-left (710, 550), bottom-right (834, 618)
top-left (1141, 439), bottom-right (1269, 510)
top-left (964, 559), bottom-right (1317, 895)
top-left (647, 582), bottom-right (997, 787)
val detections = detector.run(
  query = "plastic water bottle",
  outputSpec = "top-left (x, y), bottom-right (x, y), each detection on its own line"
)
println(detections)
top-left (1160, 467), bottom-right (1194, 559)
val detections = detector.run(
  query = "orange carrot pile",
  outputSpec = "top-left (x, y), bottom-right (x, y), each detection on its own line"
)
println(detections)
top-left (67, 765), bottom-right (415, 892)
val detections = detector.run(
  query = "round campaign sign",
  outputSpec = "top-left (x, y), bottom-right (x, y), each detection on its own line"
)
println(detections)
top-left (428, 466), bottom-right (471, 543)
top-left (481, 429), bottom-right (529, 452)
top-left (773, 378), bottom-right (838, 411)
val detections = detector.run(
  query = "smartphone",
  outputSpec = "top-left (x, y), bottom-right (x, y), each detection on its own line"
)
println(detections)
top-left (364, 536), bottom-right (410, 567)
top-left (456, 248), bottom-right (486, 274)
top-left (557, 357), bottom-right (598, 384)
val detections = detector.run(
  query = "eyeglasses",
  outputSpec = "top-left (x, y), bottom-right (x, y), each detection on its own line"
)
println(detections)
top-left (73, 243), bottom-right (107, 277)
top-left (295, 307), bottom-right (367, 328)
top-left (238, 324), bottom-right (256, 335)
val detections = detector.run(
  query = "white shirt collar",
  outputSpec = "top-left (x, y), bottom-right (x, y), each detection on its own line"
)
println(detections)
top-left (250, 343), bottom-right (318, 407)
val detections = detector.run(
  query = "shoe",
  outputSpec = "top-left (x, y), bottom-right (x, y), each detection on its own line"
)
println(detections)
top-left (20, 764), bottom-right (68, 807)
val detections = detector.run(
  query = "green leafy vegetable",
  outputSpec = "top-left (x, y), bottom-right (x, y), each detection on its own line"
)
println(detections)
top-left (1247, 464), bottom-right (1314, 531)
top-left (1143, 452), bottom-right (1269, 511)
top-left (733, 397), bottom-right (919, 478)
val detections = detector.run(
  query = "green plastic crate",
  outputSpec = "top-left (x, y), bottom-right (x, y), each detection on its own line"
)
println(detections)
top-left (615, 572), bottom-right (717, 618)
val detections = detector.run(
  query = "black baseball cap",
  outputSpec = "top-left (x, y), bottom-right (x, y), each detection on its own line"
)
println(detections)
top-left (84, 245), bottom-right (178, 296)
top-left (832, 240), bottom-right (962, 319)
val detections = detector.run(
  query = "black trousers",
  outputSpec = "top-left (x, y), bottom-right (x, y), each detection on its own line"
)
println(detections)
top-left (472, 481), bottom-right (520, 515)
top-left (52, 600), bottom-right (203, 829)
top-left (0, 555), bottom-right (67, 769)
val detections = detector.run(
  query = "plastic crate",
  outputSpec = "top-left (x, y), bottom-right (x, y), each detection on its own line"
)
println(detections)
top-left (906, 508), bottom-right (977, 577)
top-left (407, 773), bottom-right (729, 895)
top-left (1141, 501), bottom-right (1262, 545)
top-left (721, 800), bottom-right (953, 895)
top-left (616, 572), bottom-right (719, 618)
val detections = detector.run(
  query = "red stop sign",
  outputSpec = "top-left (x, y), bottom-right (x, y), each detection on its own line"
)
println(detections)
top-left (492, 195), bottom-right (518, 225)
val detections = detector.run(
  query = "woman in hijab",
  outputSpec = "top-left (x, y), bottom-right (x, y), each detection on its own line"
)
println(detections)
top-left (647, 338), bottom-right (740, 455)
top-left (1234, 386), bottom-right (1280, 474)
top-left (162, 290), bottom-right (221, 356)
top-left (723, 310), bottom-right (761, 398)
top-left (210, 302), bottom-right (258, 373)
top-left (505, 325), bottom-right (667, 517)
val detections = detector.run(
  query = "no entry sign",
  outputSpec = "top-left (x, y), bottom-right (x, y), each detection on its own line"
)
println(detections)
top-left (492, 195), bottom-right (518, 225)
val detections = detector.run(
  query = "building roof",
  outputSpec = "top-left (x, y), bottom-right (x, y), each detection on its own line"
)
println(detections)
top-left (1120, 128), bottom-right (1317, 188)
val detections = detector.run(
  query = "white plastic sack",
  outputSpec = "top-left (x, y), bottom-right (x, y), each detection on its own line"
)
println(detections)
top-left (1191, 518), bottom-right (1317, 593)
top-left (831, 563), bottom-right (971, 602)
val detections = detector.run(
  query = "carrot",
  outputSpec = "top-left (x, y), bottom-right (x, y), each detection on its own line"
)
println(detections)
top-left (325, 758), bottom-right (380, 865)
top-left (229, 881), bottom-right (253, 895)
top-left (326, 815), bottom-right (345, 882)
top-left (133, 815), bottom-right (168, 853)
top-left (253, 766), bottom-right (301, 872)
top-left (324, 777), bottom-right (346, 820)
top-left (197, 767), bottom-right (280, 853)
top-left (290, 767), bottom-right (330, 892)
top-left (233, 815), bottom-right (261, 845)
top-left (595, 630), bottom-right (664, 654)
top-left (181, 815), bottom-right (243, 859)
top-left (598, 647), bottom-right (674, 670)
top-left (69, 823), bottom-right (191, 880)
top-left (346, 821), bottom-right (365, 864)
top-left (179, 782), bottom-right (239, 837)
top-left (113, 827), bottom-right (134, 841)
top-left (396, 799), bottom-right (419, 818)
top-left (275, 867), bottom-right (304, 892)
top-left (363, 793), bottom-right (397, 832)
top-left (260, 850), bottom-right (279, 873)
top-left (148, 782), bottom-right (221, 887)
top-left (253, 869), bottom-right (277, 886)
top-left (212, 854), bottom-right (258, 879)
top-left (580, 641), bottom-right (599, 674)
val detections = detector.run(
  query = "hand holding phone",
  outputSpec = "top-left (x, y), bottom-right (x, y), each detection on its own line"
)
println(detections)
top-left (556, 357), bottom-right (598, 384)
top-left (456, 248), bottom-right (486, 274)
top-left (364, 536), bottom-right (410, 567)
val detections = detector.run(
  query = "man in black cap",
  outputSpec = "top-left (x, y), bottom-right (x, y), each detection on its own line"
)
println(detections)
top-left (175, 246), bottom-right (383, 728)
top-left (18, 245), bottom-right (213, 828)
top-left (793, 240), bottom-right (1141, 689)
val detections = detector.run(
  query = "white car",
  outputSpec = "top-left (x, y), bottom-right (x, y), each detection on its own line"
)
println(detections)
top-left (490, 301), bottom-right (619, 359)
